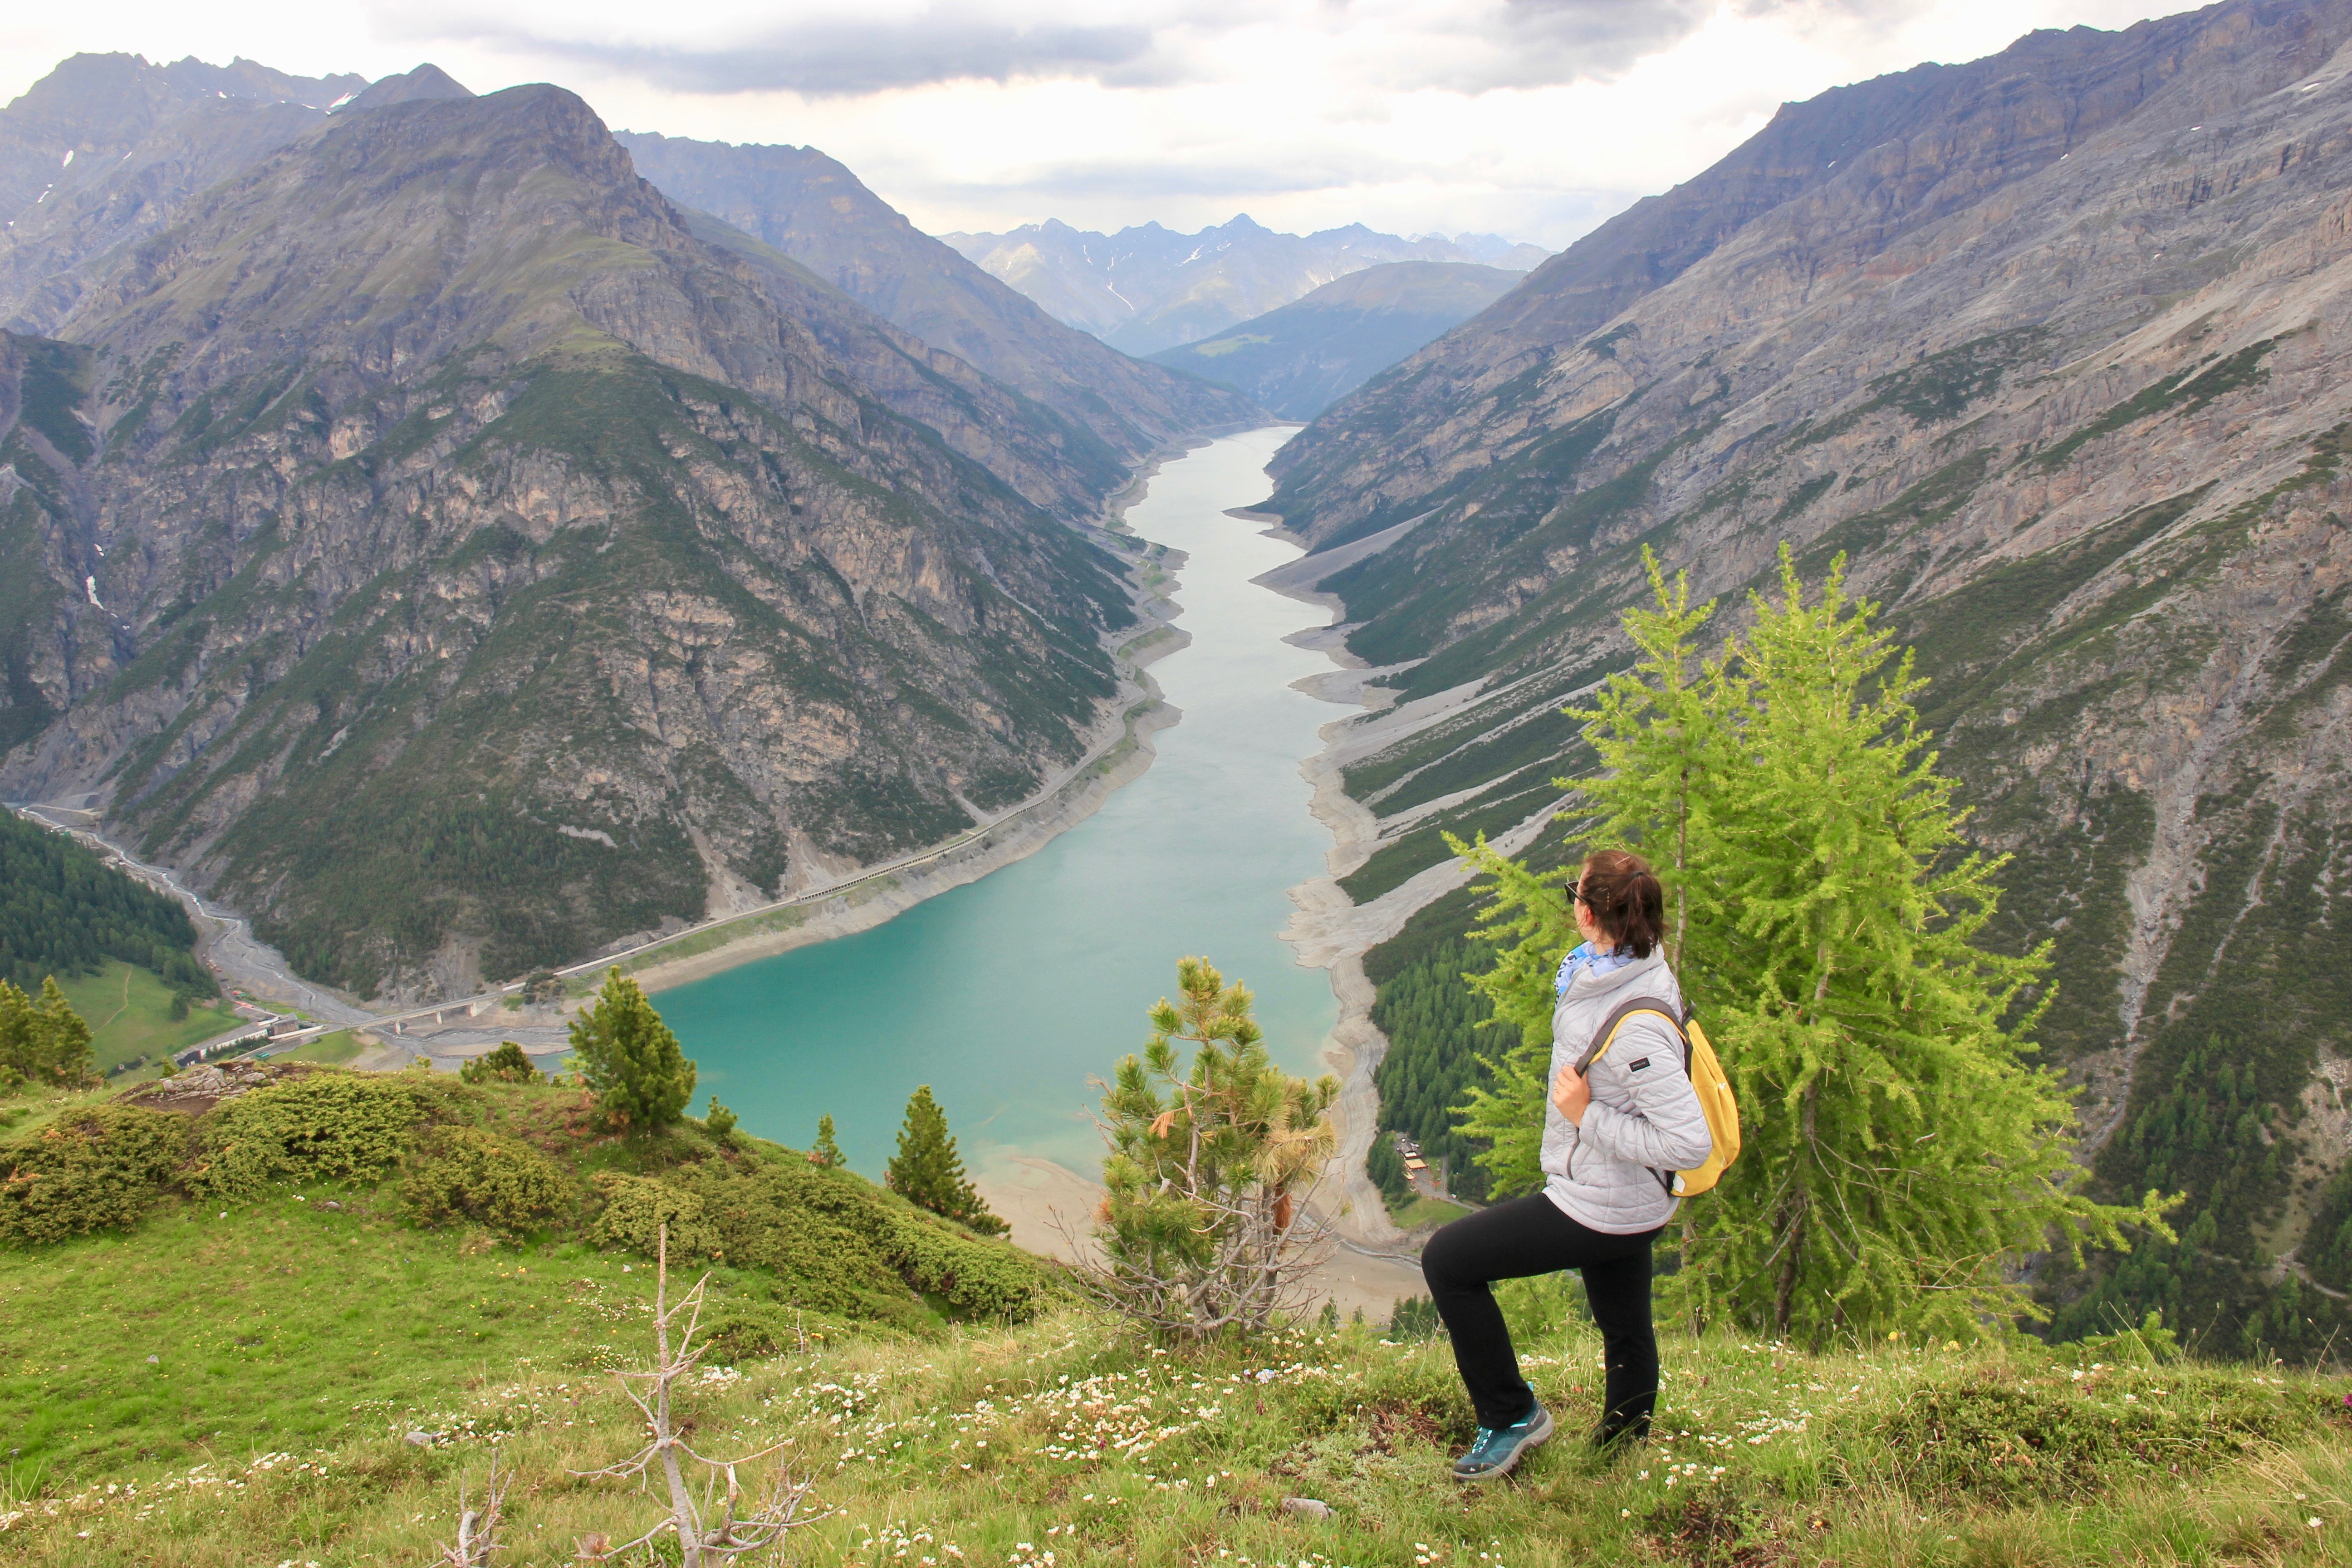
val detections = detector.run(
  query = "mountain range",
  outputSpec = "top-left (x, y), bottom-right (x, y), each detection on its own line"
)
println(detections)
top-left (1269, 0), bottom-right (2352, 1358)
top-left (0, 55), bottom-right (1254, 1002)
top-left (1147, 260), bottom-right (1524, 419)
top-left (940, 216), bottom-right (1548, 356)
top-left (612, 131), bottom-right (1254, 467)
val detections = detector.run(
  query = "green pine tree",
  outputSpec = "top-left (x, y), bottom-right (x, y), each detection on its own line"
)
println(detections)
top-left (0, 977), bottom-right (96, 1088)
top-left (1454, 548), bottom-right (2172, 1344)
top-left (566, 968), bottom-right (696, 1134)
top-left (809, 1113), bottom-right (844, 1169)
top-left (1365, 1136), bottom-right (1412, 1210)
top-left (460, 1040), bottom-right (538, 1085)
top-left (703, 1095), bottom-right (739, 1143)
top-left (1088, 959), bottom-right (1339, 1340)
top-left (0, 979), bottom-right (32, 1088)
top-left (886, 1087), bottom-right (1007, 1235)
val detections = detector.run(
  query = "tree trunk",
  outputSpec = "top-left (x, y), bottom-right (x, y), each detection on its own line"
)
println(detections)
top-left (1772, 1078), bottom-right (1822, 1335)
top-left (1673, 762), bottom-right (1689, 969)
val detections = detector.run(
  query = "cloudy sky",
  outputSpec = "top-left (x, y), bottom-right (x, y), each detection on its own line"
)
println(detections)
top-left (3, 0), bottom-right (2194, 245)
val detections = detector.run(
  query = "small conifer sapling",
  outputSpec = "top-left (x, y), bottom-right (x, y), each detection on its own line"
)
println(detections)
top-left (568, 968), bottom-right (696, 1134)
top-left (886, 1086), bottom-right (1008, 1234)
top-left (808, 1114), bottom-right (844, 1169)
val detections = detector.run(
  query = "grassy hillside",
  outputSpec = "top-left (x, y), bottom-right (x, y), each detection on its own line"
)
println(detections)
top-left (1, 1271), bottom-right (2345, 1564)
top-left (0, 1064), bottom-right (1052, 1501)
top-left (49, 963), bottom-right (240, 1076)
top-left (0, 1066), bottom-right (2347, 1564)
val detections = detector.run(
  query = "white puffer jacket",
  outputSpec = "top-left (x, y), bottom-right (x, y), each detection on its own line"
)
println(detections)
top-left (1541, 951), bottom-right (1715, 1235)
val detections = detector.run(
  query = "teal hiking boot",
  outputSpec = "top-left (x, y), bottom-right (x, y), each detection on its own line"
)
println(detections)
top-left (1450, 1403), bottom-right (1554, 1481)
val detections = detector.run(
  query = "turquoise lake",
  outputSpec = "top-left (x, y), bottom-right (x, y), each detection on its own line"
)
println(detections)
top-left (657, 428), bottom-right (1344, 1182)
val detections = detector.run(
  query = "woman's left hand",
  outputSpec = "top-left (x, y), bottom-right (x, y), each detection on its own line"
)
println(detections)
top-left (1551, 1063), bottom-right (1591, 1126)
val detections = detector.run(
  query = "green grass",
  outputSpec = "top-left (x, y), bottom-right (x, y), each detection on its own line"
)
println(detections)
top-left (0, 1289), bottom-right (2345, 1566)
top-left (50, 964), bottom-right (242, 1075)
top-left (0, 1067), bottom-right (1051, 1504)
top-left (1384, 1194), bottom-right (1472, 1229)
top-left (0, 1194), bottom-right (656, 1487)
top-left (272, 1031), bottom-right (365, 1066)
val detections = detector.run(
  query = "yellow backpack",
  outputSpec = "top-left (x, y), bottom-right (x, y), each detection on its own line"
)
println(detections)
top-left (1574, 998), bottom-right (1742, 1197)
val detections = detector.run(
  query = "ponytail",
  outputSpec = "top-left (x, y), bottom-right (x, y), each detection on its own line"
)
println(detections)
top-left (1580, 848), bottom-right (1666, 959)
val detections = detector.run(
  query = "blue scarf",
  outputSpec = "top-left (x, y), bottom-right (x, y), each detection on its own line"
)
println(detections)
top-left (1554, 940), bottom-right (1633, 999)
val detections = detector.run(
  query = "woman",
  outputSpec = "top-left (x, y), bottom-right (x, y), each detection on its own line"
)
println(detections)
top-left (1421, 848), bottom-right (1714, 1481)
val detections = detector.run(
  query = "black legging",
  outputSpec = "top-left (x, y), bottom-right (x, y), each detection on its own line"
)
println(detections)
top-left (1421, 1194), bottom-right (1664, 1435)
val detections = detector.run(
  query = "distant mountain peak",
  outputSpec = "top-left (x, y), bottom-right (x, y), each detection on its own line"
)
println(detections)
top-left (943, 214), bottom-right (1551, 354)
top-left (341, 64), bottom-right (475, 113)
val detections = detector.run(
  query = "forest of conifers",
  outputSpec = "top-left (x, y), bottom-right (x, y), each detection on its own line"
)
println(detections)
top-left (0, 811), bottom-right (214, 1001)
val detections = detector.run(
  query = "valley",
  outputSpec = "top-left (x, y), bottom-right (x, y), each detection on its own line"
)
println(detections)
top-left (941, 216), bottom-right (1548, 355)
top-left (13, 6), bottom-right (2352, 1556)
top-left (4, 22), bottom-right (2352, 1567)
top-left (1265, 0), bottom-right (2352, 1359)
top-left (0, 61), bottom-right (1254, 1006)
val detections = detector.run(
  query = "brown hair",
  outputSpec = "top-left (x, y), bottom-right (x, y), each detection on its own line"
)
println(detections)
top-left (1579, 848), bottom-right (1666, 959)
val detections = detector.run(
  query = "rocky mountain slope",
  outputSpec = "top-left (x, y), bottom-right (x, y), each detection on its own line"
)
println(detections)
top-left (941, 216), bottom-right (1547, 355)
top-left (1147, 260), bottom-right (1524, 419)
top-left (1267, 0), bottom-right (2352, 1357)
top-left (0, 54), bottom-right (367, 334)
top-left (615, 132), bottom-right (1261, 464)
top-left (0, 80), bottom-right (1165, 1004)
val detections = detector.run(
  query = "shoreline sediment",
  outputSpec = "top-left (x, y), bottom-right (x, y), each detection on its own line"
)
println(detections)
top-left (1253, 533), bottom-right (1558, 1259)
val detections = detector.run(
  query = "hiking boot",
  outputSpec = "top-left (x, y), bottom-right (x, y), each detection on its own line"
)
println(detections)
top-left (1450, 1403), bottom-right (1554, 1481)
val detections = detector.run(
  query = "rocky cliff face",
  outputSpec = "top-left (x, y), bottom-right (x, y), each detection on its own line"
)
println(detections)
top-left (1270, 0), bottom-right (2352, 1357)
top-left (0, 83), bottom-right (1154, 1004)
top-left (615, 132), bottom-right (1262, 464)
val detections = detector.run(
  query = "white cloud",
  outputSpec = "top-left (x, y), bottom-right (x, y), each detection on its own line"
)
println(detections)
top-left (0, 0), bottom-right (2199, 246)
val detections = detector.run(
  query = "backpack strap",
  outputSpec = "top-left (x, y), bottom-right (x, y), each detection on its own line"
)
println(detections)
top-left (1574, 997), bottom-right (1689, 1077)
top-left (1575, 997), bottom-right (1694, 1197)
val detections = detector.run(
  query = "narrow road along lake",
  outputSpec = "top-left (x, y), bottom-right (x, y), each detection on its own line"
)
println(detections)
top-left (659, 427), bottom-right (1344, 1183)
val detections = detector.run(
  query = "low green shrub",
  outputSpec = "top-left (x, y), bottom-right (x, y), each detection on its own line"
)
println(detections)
top-left (587, 1171), bottom-right (720, 1260)
top-left (880, 1205), bottom-right (1054, 1320)
top-left (666, 1161), bottom-right (917, 1319)
top-left (661, 1154), bottom-right (1053, 1324)
top-left (402, 1127), bottom-right (567, 1236)
top-left (1861, 1363), bottom-right (2301, 1502)
top-left (0, 1104), bottom-right (190, 1244)
top-left (696, 1299), bottom-right (828, 1363)
top-left (193, 1073), bottom-right (426, 1202)
top-left (459, 1042), bottom-right (538, 1085)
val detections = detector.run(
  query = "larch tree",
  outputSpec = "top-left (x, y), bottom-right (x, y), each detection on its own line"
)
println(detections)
top-left (1453, 548), bottom-right (2172, 1344)
top-left (887, 1086), bottom-right (1007, 1235)
top-left (568, 968), bottom-right (696, 1134)
top-left (1454, 549), bottom-right (1727, 1195)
